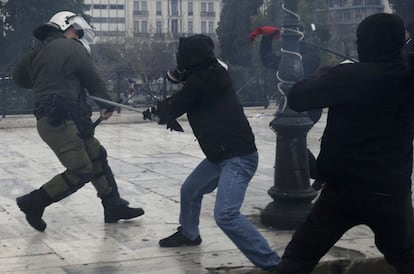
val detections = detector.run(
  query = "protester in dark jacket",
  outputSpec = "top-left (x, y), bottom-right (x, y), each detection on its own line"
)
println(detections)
top-left (146, 34), bottom-right (280, 272)
top-left (13, 11), bottom-right (144, 232)
top-left (272, 13), bottom-right (414, 274)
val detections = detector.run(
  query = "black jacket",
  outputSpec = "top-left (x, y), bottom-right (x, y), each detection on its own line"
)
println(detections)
top-left (288, 33), bottom-right (414, 196)
top-left (158, 35), bottom-right (257, 162)
top-left (288, 13), bottom-right (414, 196)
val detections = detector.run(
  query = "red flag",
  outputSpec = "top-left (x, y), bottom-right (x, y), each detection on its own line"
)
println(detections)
top-left (249, 26), bottom-right (281, 42)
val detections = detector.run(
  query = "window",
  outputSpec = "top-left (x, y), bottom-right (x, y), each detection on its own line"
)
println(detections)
top-left (201, 2), bottom-right (207, 12)
top-left (156, 21), bottom-right (162, 33)
top-left (208, 22), bottom-right (214, 34)
top-left (188, 21), bottom-right (193, 33)
top-left (156, 1), bottom-right (162, 15)
top-left (208, 2), bottom-right (213, 11)
top-left (141, 1), bottom-right (147, 11)
top-left (355, 8), bottom-right (364, 20)
top-left (171, 19), bottom-right (178, 34)
top-left (352, 0), bottom-right (363, 5)
top-left (201, 21), bottom-right (206, 33)
top-left (141, 21), bottom-right (147, 33)
top-left (93, 4), bottom-right (107, 9)
top-left (133, 21), bottom-right (139, 33)
top-left (109, 4), bottom-right (124, 9)
top-left (171, 0), bottom-right (178, 16)
top-left (133, 1), bottom-right (149, 16)
top-left (188, 1), bottom-right (193, 16)
top-left (91, 17), bottom-right (124, 23)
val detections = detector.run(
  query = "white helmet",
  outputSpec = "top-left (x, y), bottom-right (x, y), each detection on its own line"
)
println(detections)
top-left (49, 11), bottom-right (77, 32)
top-left (49, 11), bottom-right (96, 51)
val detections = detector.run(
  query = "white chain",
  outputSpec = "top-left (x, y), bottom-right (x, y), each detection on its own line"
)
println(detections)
top-left (276, 3), bottom-right (303, 112)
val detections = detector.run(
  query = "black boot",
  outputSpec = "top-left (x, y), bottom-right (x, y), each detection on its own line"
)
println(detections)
top-left (16, 188), bottom-right (53, 232)
top-left (101, 191), bottom-right (144, 223)
top-left (104, 204), bottom-right (145, 223)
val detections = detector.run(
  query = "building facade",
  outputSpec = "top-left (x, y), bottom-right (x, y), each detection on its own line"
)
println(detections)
top-left (326, 0), bottom-right (391, 58)
top-left (84, 0), bottom-right (222, 43)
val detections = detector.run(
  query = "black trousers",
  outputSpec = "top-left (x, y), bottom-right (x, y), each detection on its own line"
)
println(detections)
top-left (276, 185), bottom-right (414, 274)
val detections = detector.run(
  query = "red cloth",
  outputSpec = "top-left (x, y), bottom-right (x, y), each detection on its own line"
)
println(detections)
top-left (249, 26), bottom-right (281, 42)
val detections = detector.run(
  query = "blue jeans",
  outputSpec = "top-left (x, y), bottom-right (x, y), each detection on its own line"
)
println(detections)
top-left (179, 151), bottom-right (280, 270)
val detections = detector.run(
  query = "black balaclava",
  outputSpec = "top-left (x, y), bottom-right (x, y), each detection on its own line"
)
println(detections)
top-left (166, 34), bottom-right (217, 83)
top-left (357, 13), bottom-right (405, 62)
top-left (177, 34), bottom-right (216, 70)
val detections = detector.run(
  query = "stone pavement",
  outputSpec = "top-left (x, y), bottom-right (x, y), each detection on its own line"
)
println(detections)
top-left (0, 105), bottom-right (406, 274)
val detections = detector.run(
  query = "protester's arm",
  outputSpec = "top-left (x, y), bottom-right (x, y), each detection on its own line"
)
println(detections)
top-left (301, 44), bottom-right (321, 77)
top-left (259, 32), bottom-right (281, 70)
top-left (288, 65), bottom-right (353, 112)
top-left (156, 77), bottom-right (202, 122)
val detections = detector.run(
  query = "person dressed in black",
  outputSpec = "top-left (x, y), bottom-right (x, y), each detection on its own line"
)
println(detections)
top-left (272, 13), bottom-right (414, 274)
top-left (144, 34), bottom-right (280, 272)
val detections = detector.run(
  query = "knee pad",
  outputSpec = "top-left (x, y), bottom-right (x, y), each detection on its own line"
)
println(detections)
top-left (91, 146), bottom-right (120, 197)
top-left (46, 172), bottom-right (93, 202)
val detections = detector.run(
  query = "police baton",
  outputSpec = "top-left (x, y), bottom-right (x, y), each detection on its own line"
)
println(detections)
top-left (89, 95), bottom-right (144, 128)
top-left (88, 95), bottom-right (184, 132)
top-left (88, 95), bottom-right (144, 113)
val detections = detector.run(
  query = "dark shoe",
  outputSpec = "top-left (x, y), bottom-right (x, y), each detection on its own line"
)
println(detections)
top-left (16, 190), bottom-right (49, 232)
top-left (159, 226), bottom-right (202, 247)
top-left (104, 204), bottom-right (144, 223)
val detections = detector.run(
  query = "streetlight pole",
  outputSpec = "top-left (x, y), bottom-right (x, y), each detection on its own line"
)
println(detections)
top-left (260, 1), bottom-right (317, 229)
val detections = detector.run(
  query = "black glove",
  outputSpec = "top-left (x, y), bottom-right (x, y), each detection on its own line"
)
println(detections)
top-left (143, 106), bottom-right (158, 120)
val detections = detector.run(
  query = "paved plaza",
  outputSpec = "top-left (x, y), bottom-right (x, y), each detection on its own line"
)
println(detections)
top-left (0, 106), bottom-right (406, 273)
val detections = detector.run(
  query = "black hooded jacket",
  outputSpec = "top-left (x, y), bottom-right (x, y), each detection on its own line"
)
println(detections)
top-left (157, 35), bottom-right (257, 162)
top-left (288, 13), bottom-right (414, 195)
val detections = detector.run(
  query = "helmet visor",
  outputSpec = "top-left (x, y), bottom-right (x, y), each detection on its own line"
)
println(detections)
top-left (69, 16), bottom-right (95, 44)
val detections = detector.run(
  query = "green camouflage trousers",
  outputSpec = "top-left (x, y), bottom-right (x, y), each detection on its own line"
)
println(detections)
top-left (36, 116), bottom-right (114, 201)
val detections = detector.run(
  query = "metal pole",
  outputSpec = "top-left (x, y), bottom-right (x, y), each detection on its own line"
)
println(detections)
top-left (260, 1), bottom-right (317, 229)
top-left (88, 95), bottom-right (143, 112)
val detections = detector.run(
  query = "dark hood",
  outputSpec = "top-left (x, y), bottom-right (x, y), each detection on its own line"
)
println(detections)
top-left (357, 13), bottom-right (405, 62)
top-left (177, 34), bottom-right (217, 70)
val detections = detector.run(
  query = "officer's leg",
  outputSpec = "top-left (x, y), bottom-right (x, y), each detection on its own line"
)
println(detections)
top-left (85, 138), bottom-right (144, 223)
top-left (17, 119), bottom-right (95, 231)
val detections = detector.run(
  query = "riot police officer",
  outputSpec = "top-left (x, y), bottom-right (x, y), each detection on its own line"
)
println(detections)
top-left (13, 11), bottom-right (144, 232)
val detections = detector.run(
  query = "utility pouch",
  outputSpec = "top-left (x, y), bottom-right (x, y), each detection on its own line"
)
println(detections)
top-left (68, 107), bottom-right (95, 138)
top-left (49, 95), bottom-right (94, 138)
top-left (45, 96), bottom-right (69, 127)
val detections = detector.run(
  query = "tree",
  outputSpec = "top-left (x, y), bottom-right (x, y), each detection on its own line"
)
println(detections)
top-left (0, 0), bottom-right (88, 72)
top-left (92, 39), bottom-right (176, 101)
top-left (389, 0), bottom-right (414, 22)
top-left (217, 0), bottom-right (263, 67)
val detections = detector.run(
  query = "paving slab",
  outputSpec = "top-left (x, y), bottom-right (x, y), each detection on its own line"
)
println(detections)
top-left (0, 106), bottom-right (409, 273)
